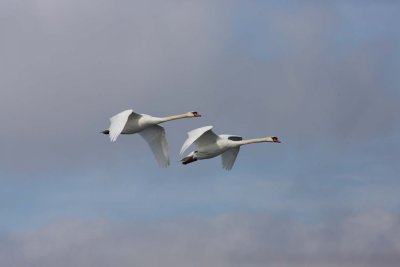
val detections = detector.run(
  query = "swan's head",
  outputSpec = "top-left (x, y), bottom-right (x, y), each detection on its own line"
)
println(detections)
top-left (267, 136), bottom-right (281, 143)
top-left (187, 111), bottom-right (201, 117)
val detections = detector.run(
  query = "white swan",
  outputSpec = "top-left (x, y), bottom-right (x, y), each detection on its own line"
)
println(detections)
top-left (180, 126), bottom-right (281, 170)
top-left (102, 110), bottom-right (201, 167)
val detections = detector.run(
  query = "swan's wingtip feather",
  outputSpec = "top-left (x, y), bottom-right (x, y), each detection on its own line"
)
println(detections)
top-left (158, 161), bottom-right (170, 168)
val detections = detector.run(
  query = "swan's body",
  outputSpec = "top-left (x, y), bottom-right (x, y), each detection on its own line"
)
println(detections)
top-left (180, 126), bottom-right (281, 170)
top-left (102, 109), bottom-right (201, 167)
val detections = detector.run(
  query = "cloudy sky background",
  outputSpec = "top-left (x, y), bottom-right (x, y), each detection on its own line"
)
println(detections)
top-left (1, 0), bottom-right (400, 266)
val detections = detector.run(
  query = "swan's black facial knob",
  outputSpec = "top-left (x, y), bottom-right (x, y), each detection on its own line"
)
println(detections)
top-left (191, 111), bottom-right (201, 117)
top-left (101, 130), bottom-right (110, 135)
top-left (271, 136), bottom-right (281, 143)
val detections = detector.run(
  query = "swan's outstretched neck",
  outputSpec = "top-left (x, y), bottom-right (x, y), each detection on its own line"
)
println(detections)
top-left (159, 114), bottom-right (188, 122)
top-left (236, 137), bottom-right (280, 146)
top-left (157, 112), bottom-right (200, 123)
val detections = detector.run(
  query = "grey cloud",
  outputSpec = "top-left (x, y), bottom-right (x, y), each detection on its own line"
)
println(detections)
top-left (0, 0), bottom-right (232, 172)
top-left (1, 4), bottom-right (399, 266)
top-left (1, 210), bottom-right (400, 267)
top-left (0, 0), bottom-right (399, 173)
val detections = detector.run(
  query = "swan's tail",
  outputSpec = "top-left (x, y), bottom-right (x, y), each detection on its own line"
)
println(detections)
top-left (180, 155), bottom-right (198, 165)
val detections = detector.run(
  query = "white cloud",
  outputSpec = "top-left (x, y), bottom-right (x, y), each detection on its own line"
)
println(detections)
top-left (1, 210), bottom-right (400, 267)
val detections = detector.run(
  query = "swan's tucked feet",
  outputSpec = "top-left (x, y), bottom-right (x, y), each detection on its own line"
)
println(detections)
top-left (181, 156), bottom-right (197, 165)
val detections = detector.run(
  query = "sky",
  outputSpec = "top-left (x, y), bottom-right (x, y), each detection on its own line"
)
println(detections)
top-left (1, 0), bottom-right (400, 266)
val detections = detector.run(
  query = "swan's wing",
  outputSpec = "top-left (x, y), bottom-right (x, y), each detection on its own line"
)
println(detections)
top-left (221, 147), bottom-right (241, 170)
top-left (180, 126), bottom-right (218, 155)
top-left (220, 135), bottom-right (242, 170)
top-left (139, 125), bottom-right (169, 167)
top-left (108, 109), bottom-right (141, 142)
top-left (219, 135), bottom-right (243, 142)
top-left (108, 110), bottom-right (132, 142)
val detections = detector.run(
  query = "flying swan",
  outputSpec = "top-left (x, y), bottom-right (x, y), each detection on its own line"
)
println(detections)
top-left (102, 110), bottom-right (201, 167)
top-left (180, 126), bottom-right (281, 170)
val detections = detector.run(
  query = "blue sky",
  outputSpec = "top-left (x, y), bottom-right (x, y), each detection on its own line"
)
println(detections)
top-left (1, 1), bottom-right (400, 266)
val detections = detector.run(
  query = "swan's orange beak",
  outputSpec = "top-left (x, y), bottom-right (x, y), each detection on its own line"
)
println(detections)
top-left (192, 111), bottom-right (201, 117)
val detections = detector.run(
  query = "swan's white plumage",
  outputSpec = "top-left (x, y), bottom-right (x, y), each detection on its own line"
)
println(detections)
top-left (221, 147), bottom-right (240, 170)
top-left (108, 109), bottom-right (133, 142)
top-left (105, 109), bottom-right (201, 167)
top-left (219, 134), bottom-right (242, 170)
top-left (180, 126), bottom-right (217, 155)
top-left (180, 126), bottom-right (280, 170)
top-left (139, 125), bottom-right (169, 167)
top-left (181, 126), bottom-right (243, 169)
